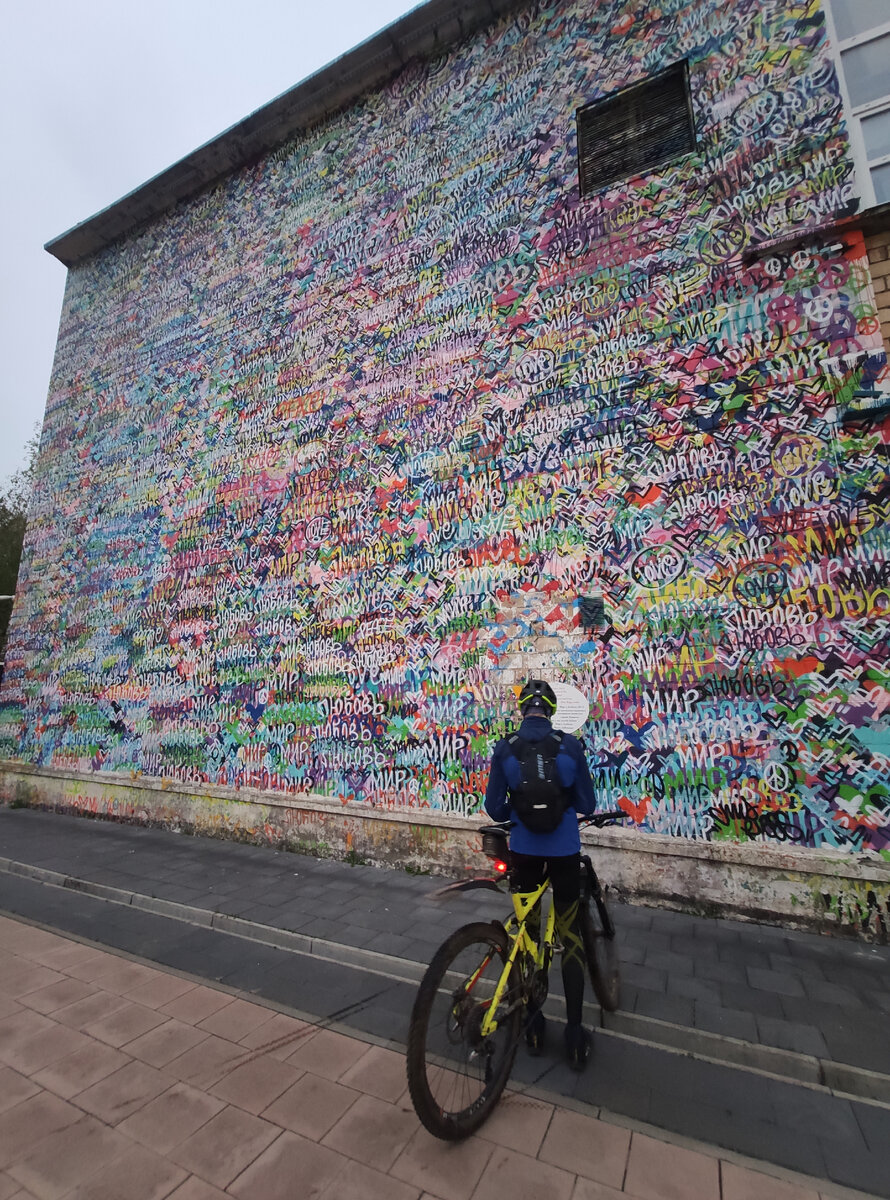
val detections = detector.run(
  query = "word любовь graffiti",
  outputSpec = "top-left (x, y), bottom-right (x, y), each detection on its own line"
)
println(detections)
top-left (0, 0), bottom-right (888, 857)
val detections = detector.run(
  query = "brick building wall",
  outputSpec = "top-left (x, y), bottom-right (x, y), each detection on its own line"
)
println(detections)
top-left (1, 0), bottom-right (888, 867)
top-left (865, 229), bottom-right (890, 353)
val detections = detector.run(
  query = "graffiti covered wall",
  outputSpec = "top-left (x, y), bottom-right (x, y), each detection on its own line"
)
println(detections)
top-left (1, 0), bottom-right (889, 859)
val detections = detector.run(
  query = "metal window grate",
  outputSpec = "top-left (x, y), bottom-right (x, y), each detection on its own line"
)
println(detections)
top-left (576, 61), bottom-right (696, 195)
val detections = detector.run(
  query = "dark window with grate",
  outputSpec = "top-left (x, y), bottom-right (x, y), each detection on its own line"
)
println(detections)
top-left (576, 61), bottom-right (696, 195)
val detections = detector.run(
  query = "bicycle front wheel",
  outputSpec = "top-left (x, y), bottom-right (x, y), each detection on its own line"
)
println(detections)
top-left (406, 921), bottom-right (521, 1140)
top-left (581, 888), bottom-right (621, 1012)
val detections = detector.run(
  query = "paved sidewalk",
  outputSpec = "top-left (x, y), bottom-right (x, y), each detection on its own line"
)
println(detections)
top-left (1, 809), bottom-right (888, 1081)
top-left (0, 912), bottom-right (864, 1200)
top-left (1, 807), bottom-right (890, 1196)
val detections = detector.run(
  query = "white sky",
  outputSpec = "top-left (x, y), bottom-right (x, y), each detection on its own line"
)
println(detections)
top-left (0, 0), bottom-right (415, 486)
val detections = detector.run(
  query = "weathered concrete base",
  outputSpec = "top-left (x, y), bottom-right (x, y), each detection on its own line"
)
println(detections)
top-left (2, 762), bottom-right (888, 941)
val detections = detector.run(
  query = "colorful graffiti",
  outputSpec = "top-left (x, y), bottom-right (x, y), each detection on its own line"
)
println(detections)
top-left (1, 0), bottom-right (889, 853)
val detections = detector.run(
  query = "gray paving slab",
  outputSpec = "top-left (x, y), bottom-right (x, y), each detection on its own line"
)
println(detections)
top-left (2, 806), bottom-right (890, 1104)
top-left (719, 982), bottom-right (786, 1019)
top-left (755, 1014), bottom-right (830, 1058)
top-left (803, 978), bottom-right (866, 1007)
top-left (644, 949), bottom-right (695, 974)
top-left (666, 975), bottom-right (722, 1005)
top-left (746, 966), bottom-right (806, 997)
top-left (633, 989), bottom-right (695, 1026)
top-left (693, 958), bottom-right (747, 985)
top-left (620, 963), bottom-right (667, 992)
top-left (693, 1001), bottom-right (758, 1041)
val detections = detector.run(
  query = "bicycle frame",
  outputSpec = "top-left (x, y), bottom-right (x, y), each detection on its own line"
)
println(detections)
top-left (478, 876), bottom-right (554, 1038)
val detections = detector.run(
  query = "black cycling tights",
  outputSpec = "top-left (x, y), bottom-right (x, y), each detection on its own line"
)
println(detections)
top-left (511, 852), bottom-right (584, 1026)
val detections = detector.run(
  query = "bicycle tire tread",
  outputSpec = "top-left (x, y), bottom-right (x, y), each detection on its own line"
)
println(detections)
top-left (406, 921), bottom-right (519, 1140)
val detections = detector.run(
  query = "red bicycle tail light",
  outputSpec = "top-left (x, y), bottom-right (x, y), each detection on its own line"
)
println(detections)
top-left (493, 859), bottom-right (508, 874)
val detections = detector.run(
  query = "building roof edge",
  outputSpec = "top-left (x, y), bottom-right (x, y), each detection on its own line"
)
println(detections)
top-left (45, 0), bottom-right (523, 267)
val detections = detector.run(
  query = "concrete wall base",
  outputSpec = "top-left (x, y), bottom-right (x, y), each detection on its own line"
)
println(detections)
top-left (1, 763), bottom-right (888, 942)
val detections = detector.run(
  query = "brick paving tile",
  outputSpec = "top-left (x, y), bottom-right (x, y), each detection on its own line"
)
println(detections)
top-left (75, 1060), bottom-right (171, 1125)
top-left (63, 1140), bottom-right (188, 1200)
top-left (0, 997), bottom-right (19, 1025)
top-left (473, 1146), bottom-right (575, 1200)
top-left (50, 991), bottom-right (130, 1032)
top-left (5, 1114), bottom-right (129, 1199)
top-left (0, 1009), bottom-right (57, 1060)
top-left (338, 1044), bottom-right (410, 1103)
top-left (124, 1018), bottom-right (210, 1068)
top-left (83, 1000), bottom-right (168, 1048)
top-left (227, 1129), bottom-right (346, 1200)
top-left (77, 960), bottom-right (161, 996)
top-left (165, 1177), bottom-right (231, 1200)
top-left (390, 1124), bottom-right (494, 1200)
top-left (117, 1081), bottom-right (226, 1155)
top-left (121, 973), bottom-right (197, 1010)
top-left (322, 1093), bottom-right (418, 1172)
top-left (237, 1017), bottom-right (321, 1065)
top-left (63, 955), bottom-right (139, 985)
top-left (163, 1035), bottom-right (247, 1089)
top-left (0, 961), bottom-right (66, 1000)
top-left (196, 996), bottom-right (277, 1042)
top-left (261, 1071), bottom-right (359, 1140)
top-left (0, 1092), bottom-right (83, 1168)
top-left (236, 1011), bottom-right (311, 1057)
top-left (0, 1171), bottom-right (22, 1200)
top-left (0, 1067), bottom-right (39, 1115)
top-left (42, 952), bottom-right (111, 983)
top-left (2, 1021), bottom-right (94, 1075)
top-left (158, 986), bottom-right (234, 1026)
top-left (317, 1156), bottom-right (423, 1200)
top-left (720, 1161), bottom-right (822, 1200)
top-left (32, 1040), bottom-right (131, 1099)
top-left (539, 1109), bottom-right (630, 1190)
top-left (624, 1132), bottom-right (720, 1200)
top-left (570, 1179), bottom-right (627, 1200)
top-left (29, 941), bottom-right (107, 974)
top-left (476, 1091), bottom-right (554, 1157)
top-left (209, 1054), bottom-right (302, 1114)
top-left (16, 977), bottom-right (95, 1015)
top-left (169, 1105), bottom-right (281, 1189)
top-left (0, 918), bottom-right (60, 953)
top-left (284, 1026), bottom-right (372, 1080)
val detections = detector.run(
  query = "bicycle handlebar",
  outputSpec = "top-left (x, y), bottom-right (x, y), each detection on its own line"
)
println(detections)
top-left (582, 810), bottom-right (628, 827)
top-left (482, 810), bottom-right (627, 833)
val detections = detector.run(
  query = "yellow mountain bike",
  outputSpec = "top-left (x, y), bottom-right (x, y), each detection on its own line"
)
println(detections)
top-left (406, 812), bottom-right (624, 1140)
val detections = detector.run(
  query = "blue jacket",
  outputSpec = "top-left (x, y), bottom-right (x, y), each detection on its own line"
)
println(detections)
top-left (484, 715), bottom-right (596, 856)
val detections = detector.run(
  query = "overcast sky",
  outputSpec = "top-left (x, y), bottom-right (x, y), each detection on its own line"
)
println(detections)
top-left (0, 0), bottom-right (415, 487)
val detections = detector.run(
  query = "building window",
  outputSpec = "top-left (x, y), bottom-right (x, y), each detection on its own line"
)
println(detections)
top-left (825, 0), bottom-right (890, 205)
top-left (576, 61), bottom-right (696, 196)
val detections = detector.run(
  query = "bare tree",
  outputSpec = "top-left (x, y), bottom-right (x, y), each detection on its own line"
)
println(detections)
top-left (0, 423), bottom-right (42, 665)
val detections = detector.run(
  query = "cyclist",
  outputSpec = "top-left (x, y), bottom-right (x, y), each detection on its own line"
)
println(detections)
top-left (484, 678), bottom-right (597, 1070)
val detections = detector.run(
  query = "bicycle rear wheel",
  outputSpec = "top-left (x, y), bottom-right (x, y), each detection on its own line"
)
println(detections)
top-left (580, 871), bottom-right (621, 1012)
top-left (406, 921), bottom-right (521, 1140)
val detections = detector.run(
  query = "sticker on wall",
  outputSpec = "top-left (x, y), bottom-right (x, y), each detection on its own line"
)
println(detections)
top-left (551, 683), bottom-right (590, 734)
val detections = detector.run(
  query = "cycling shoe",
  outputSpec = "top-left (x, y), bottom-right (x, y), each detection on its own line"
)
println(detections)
top-left (525, 1009), bottom-right (546, 1056)
top-left (564, 1023), bottom-right (591, 1071)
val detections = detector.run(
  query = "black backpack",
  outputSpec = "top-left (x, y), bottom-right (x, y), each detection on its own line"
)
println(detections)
top-left (506, 731), bottom-right (569, 833)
